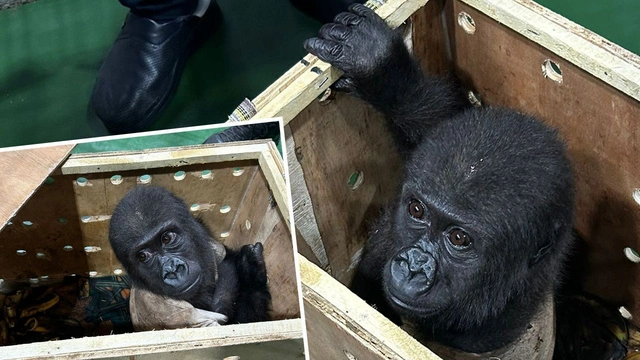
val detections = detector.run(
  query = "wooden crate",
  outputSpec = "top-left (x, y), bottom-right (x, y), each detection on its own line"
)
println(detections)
top-left (0, 140), bottom-right (304, 359)
top-left (235, 0), bottom-right (640, 358)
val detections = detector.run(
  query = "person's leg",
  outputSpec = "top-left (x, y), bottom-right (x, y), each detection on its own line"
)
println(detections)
top-left (91, 0), bottom-right (220, 134)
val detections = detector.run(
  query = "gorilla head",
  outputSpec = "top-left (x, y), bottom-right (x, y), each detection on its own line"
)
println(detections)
top-left (381, 110), bottom-right (574, 338)
top-left (109, 186), bottom-right (226, 301)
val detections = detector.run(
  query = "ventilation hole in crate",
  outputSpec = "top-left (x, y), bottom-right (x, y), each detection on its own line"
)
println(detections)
top-left (29, 278), bottom-right (39, 284)
top-left (81, 216), bottom-right (92, 223)
top-left (245, 220), bottom-right (252, 230)
top-left (542, 59), bottom-right (563, 83)
top-left (220, 232), bottom-right (230, 238)
top-left (45, 177), bottom-right (55, 185)
top-left (343, 350), bottom-right (357, 360)
top-left (58, 217), bottom-right (67, 224)
top-left (114, 269), bottom-right (123, 275)
top-left (619, 306), bottom-right (633, 320)
top-left (223, 357), bottom-right (241, 360)
top-left (190, 204), bottom-right (201, 212)
top-left (138, 174), bottom-right (152, 184)
top-left (110, 174), bottom-right (123, 185)
top-left (347, 171), bottom-right (364, 190)
top-left (468, 91), bottom-right (482, 107)
top-left (36, 252), bottom-right (46, 259)
top-left (63, 245), bottom-right (73, 252)
top-left (457, 12), bottom-right (476, 35)
top-left (7, 221), bottom-right (12, 226)
top-left (624, 247), bottom-right (640, 263)
top-left (174, 171), bottom-right (186, 181)
top-left (40, 275), bottom-right (49, 280)
top-left (89, 271), bottom-right (98, 277)
top-left (220, 205), bottom-right (231, 214)
top-left (22, 220), bottom-right (33, 227)
top-left (84, 246), bottom-right (102, 253)
top-left (233, 168), bottom-right (245, 176)
top-left (0, 278), bottom-right (4, 284)
top-left (633, 189), bottom-right (640, 206)
top-left (76, 177), bottom-right (89, 186)
top-left (201, 170), bottom-right (213, 179)
top-left (16, 250), bottom-right (27, 256)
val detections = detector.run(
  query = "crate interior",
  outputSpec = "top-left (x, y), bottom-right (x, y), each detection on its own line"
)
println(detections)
top-left (291, 0), bottom-right (640, 334)
top-left (0, 150), bottom-right (300, 346)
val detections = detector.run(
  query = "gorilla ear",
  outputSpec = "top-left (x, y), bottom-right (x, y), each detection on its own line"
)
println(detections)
top-left (209, 239), bottom-right (226, 263)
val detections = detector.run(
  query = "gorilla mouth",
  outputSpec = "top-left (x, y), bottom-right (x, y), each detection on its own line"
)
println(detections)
top-left (386, 290), bottom-right (440, 317)
top-left (176, 274), bottom-right (201, 295)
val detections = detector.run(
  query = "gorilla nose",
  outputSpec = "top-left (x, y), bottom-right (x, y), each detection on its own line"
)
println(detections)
top-left (162, 258), bottom-right (187, 285)
top-left (390, 246), bottom-right (437, 295)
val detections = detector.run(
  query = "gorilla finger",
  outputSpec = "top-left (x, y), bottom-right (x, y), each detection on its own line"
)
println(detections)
top-left (334, 12), bottom-right (363, 26)
top-left (303, 38), bottom-right (344, 63)
top-left (349, 3), bottom-right (377, 18)
top-left (319, 23), bottom-right (352, 41)
top-left (332, 77), bottom-right (356, 93)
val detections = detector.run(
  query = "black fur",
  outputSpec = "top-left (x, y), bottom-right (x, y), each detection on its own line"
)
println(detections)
top-left (109, 186), bottom-right (271, 324)
top-left (305, 4), bottom-right (574, 353)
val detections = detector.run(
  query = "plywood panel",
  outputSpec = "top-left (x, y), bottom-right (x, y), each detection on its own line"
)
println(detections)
top-left (447, 0), bottom-right (640, 322)
top-left (289, 94), bottom-right (402, 284)
top-left (0, 145), bottom-right (73, 231)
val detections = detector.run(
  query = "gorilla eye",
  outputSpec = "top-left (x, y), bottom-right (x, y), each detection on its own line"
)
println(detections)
top-left (448, 228), bottom-right (472, 247)
top-left (161, 231), bottom-right (176, 245)
top-left (408, 199), bottom-right (425, 219)
top-left (137, 250), bottom-right (150, 263)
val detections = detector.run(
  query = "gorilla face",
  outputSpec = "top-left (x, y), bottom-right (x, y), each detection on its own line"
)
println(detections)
top-left (109, 186), bottom-right (225, 301)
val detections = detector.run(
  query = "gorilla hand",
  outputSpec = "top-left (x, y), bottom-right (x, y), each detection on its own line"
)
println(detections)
top-left (303, 4), bottom-right (414, 100)
top-left (237, 242), bottom-right (268, 287)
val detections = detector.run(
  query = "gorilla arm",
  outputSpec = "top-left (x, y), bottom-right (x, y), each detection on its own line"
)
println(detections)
top-left (303, 4), bottom-right (470, 152)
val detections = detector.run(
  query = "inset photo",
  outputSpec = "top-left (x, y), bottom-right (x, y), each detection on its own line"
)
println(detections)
top-left (0, 120), bottom-right (304, 360)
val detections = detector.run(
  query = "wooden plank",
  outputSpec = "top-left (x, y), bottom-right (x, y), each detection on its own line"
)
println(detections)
top-left (258, 142), bottom-right (291, 227)
top-left (447, 0), bottom-right (640, 323)
top-left (0, 145), bottom-right (73, 231)
top-left (300, 256), bottom-right (441, 360)
top-left (459, 0), bottom-right (640, 102)
top-left (248, 0), bottom-right (430, 125)
top-left (61, 140), bottom-right (273, 175)
top-left (289, 94), bottom-right (402, 284)
top-left (284, 125), bottom-right (330, 272)
top-left (1, 319), bottom-right (303, 360)
top-left (411, 0), bottom-right (452, 75)
top-left (100, 338), bottom-right (304, 360)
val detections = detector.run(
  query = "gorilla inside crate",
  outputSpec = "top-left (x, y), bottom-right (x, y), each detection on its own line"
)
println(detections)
top-left (304, 5), bottom-right (574, 353)
top-left (109, 186), bottom-right (271, 325)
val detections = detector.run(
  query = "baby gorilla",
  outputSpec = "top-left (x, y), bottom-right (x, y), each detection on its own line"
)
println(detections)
top-left (109, 186), bottom-right (270, 324)
top-left (305, 5), bottom-right (574, 353)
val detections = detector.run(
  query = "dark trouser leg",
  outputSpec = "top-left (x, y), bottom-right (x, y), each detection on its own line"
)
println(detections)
top-left (119, 0), bottom-right (200, 22)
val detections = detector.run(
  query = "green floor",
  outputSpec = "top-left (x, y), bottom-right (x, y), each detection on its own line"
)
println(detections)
top-left (0, 0), bottom-right (319, 148)
top-left (1, 0), bottom-right (638, 148)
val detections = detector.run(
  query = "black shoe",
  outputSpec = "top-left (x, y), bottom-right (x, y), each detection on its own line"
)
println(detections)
top-left (289, 0), bottom-right (365, 23)
top-left (204, 122), bottom-right (280, 144)
top-left (91, 1), bottom-right (221, 134)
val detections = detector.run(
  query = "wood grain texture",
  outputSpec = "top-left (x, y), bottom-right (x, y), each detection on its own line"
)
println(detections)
top-left (289, 94), bottom-right (402, 285)
top-left (300, 256), bottom-right (441, 360)
top-left (0, 145), bottom-right (73, 231)
top-left (459, 0), bottom-right (640, 102)
top-left (1, 318), bottom-right (303, 360)
top-left (449, 0), bottom-right (640, 323)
